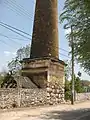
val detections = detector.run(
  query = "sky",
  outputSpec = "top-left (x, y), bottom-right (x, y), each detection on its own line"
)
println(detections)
top-left (0, 0), bottom-right (90, 80)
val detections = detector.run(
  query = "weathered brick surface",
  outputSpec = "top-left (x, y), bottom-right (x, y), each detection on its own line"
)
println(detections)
top-left (30, 0), bottom-right (59, 59)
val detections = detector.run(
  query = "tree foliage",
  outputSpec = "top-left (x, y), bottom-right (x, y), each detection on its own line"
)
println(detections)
top-left (60, 0), bottom-right (90, 74)
top-left (1, 45), bottom-right (30, 88)
top-left (1, 73), bottom-right (17, 88)
top-left (64, 75), bottom-right (90, 100)
top-left (0, 74), bottom-right (4, 87)
top-left (65, 79), bottom-right (71, 100)
top-left (8, 44), bottom-right (30, 73)
top-left (74, 76), bottom-right (84, 93)
top-left (64, 60), bottom-right (72, 80)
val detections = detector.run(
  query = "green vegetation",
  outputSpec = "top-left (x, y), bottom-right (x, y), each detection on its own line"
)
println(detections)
top-left (65, 75), bottom-right (90, 101)
top-left (60, 0), bottom-right (90, 74)
top-left (1, 45), bottom-right (30, 88)
top-left (8, 44), bottom-right (30, 73)
top-left (0, 74), bottom-right (4, 87)
top-left (64, 62), bottom-right (90, 101)
top-left (1, 73), bottom-right (17, 88)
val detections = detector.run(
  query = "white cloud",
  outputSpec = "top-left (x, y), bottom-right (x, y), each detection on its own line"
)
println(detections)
top-left (4, 51), bottom-right (16, 57)
top-left (4, 51), bottom-right (11, 56)
top-left (12, 52), bottom-right (16, 56)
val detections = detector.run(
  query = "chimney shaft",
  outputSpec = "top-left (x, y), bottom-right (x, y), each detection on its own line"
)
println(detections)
top-left (30, 0), bottom-right (59, 59)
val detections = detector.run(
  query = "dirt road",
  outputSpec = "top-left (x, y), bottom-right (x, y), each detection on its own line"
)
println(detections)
top-left (0, 101), bottom-right (90, 120)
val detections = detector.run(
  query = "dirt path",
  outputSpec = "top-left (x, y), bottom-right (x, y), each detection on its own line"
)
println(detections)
top-left (0, 101), bottom-right (90, 120)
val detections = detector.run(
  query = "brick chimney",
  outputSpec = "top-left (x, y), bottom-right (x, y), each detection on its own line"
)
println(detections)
top-left (30, 0), bottom-right (59, 59)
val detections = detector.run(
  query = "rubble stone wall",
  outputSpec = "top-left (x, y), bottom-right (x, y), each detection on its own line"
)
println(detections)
top-left (46, 82), bottom-right (64, 105)
top-left (76, 93), bottom-right (90, 101)
top-left (0, 88), bottom-right (47, 109)
top-left (0, 87), bottom-right (64, 109)
top-left (0, 88), bottom-right (89, 109)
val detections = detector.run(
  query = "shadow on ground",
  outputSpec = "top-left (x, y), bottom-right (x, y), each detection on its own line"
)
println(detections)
top-left (40, 108), bottom-right (90, 120)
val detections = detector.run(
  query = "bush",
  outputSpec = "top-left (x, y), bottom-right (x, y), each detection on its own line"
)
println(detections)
top-left (65, 91), bottom-right (71, 101)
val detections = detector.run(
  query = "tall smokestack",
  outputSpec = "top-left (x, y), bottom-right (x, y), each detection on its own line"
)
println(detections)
top-left (30, 0), bottom-right (59, 59)
top-left (22, 0), bottom-right (65, 101)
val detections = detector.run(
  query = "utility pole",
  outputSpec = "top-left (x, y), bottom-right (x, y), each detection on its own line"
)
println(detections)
top-left (71, 25), bottom-right (75, 105)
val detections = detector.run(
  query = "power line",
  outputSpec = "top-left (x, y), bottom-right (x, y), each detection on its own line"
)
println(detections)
top-left (0, 21), bottom-right (32, 37)
top-left (0, 33), bottom-right (22, 46)
top-left (0, 1), bottom-right (69, 57)
top-left (3, 0), bottom-right (61, 26)
top-left (0, 21), bottom-right (69, 57)
top-left (0, 39), bottom-right (70, 60)
top-left (0, 23), bottom-right (32, 40)
top-left (0, 33), bottom-right (69, 55)
top-left (51, 47), bottom-right (70, 59)
top-left (11, 0), bottom-right (34, 17)
top-left (0, 1), bottom-right (69, 60)
top-left (60, 53), bottom-right (70, 59)
top-left (0, 38), bottom-right (70, 59)
top-left (0, 32), bottom-right (69, 55)
top-left (0, 21), bottom-right (69, 52)
top-left (3, 0), bottom-right (34, 21)
top-left (3, 1), bottom-right (31, 21)
top-left (10, 0), bottom-right (33, 17)
top-left (0, 35), bottom-right (29, 41)
top-left (0, 20), bottom-right (69, 53)
top-left (3, 0), bottom-right (60, 23)
top-left (60, 48), bottom-right (69, 53)
top-left (0, 39), bottom-right (17, 49)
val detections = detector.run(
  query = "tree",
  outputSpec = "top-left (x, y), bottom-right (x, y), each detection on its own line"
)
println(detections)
top-left (1, 44), bottom-right (30, 88)
top-left (74, 76), bottom-right (84, 93)
top-left (65, 79), bottom-right (71, 101)
top-left (17, 45), bottom-right (30, 61)
top-left (0, 74), bottom-right (4, 87)
top-left (8, 44), bottom-right (30, 73)
top-left (0, 69), bottom-right (8, 88)
top-left (64, 60), bottom-right (72, 101)
top-left (64, 74), bottom-right (86, 101)
top-left (81, 80), bottom-right (90, 92)
top-left (64, 60), bottom-right (72, 80)
top-left (1, 73), bottom-right (17, 88)
top-left (60, 0), bottom-right (90, 74)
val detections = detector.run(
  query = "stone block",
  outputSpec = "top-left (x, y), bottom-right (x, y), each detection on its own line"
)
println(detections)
top-left (47, 87), bottom-right (52, 93)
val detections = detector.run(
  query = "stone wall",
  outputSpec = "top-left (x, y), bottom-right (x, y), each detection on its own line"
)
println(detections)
top-left (0, 87), bottom-right (64, 109)
top-left (76, 93), bottom-right (90, 101)
top-left (0, 88), bottom-right (90, 109)
top-left (47, 82), bottom-right (64, 105)
top-left (0, 88), bottom-right (47, 109)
